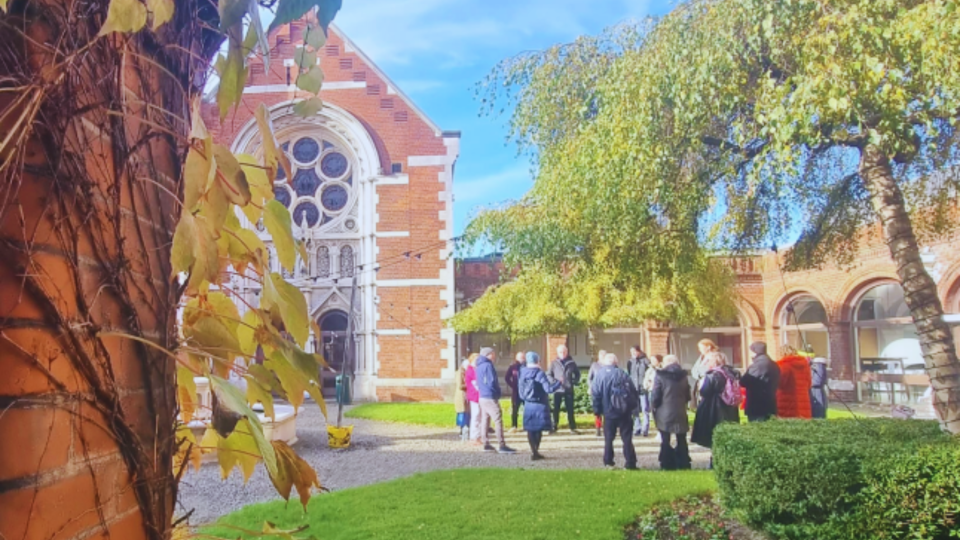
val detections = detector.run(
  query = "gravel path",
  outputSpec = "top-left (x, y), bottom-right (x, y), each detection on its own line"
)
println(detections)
top-left (177, 401), bottom-right (712, 525)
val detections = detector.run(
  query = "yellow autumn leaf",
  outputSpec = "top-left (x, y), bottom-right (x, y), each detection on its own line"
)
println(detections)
top-left (246, 376), bottom-right (276, 421)
top-left (263, 199), bottom-right (296, 272)
top-left (177, 366), bottom-right (198, 423)
top-left (217, 418), bottom-right (262, 483)
top-left (255, 104), bottom-right (292, 182)
top-left (270, 440), bottom-right (322, 510)
top-left (184, 145), bottom-right (213, 211)
top-left (262, 272), bottom-right (309, 346)
top-left (238, 310), bottom-right (261, 357)
top-left (146, 0), bottom-right (174, 30)
top-left (173, 424), bottom-right (203, 473)
top-left (98, 0), bottom-right (147, 35)
top-left (213, 144), bottom-right (251, 206)
top-left (239, 154), bottom-right (275, 224)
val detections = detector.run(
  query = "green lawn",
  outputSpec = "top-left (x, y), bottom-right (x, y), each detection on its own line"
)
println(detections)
top-left (345, 401), bottom-right (595, 430)
top-left (345, 401), bottom-right (863, 429)
top-left (203, 469), bottom-right (716, 540)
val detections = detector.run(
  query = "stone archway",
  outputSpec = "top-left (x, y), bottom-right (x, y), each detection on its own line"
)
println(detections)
top-left (317, 309), bottom-right (350, 390)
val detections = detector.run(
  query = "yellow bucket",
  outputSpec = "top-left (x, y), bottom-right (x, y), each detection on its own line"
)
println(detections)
top-left (327, 425), bottom-right (353, 449)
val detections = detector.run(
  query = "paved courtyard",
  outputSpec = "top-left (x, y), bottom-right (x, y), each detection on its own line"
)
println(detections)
top-left (178, 402), bottom-right (712, 524)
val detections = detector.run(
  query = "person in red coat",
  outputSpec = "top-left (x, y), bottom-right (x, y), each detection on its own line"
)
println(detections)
top-left (776, 345), bottom-right (813, 419)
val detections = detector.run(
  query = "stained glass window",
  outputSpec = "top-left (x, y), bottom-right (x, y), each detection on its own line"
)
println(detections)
top-left (321, 152), bottom-right (348, 178)
top-left (340, 245), bottom-right (354, 277)
top-left (274, 185), bottom-right (292, 208)
top-left (293, 202), bottom-right (321, 228)
top-left (321, 184), bottom-right (348, 212)
top-left (316, 246), bottom-right (330, 278)
top-left (292, 137), bottom-right (320, 163)
top-left (292, 168), bottom-right (321, 197)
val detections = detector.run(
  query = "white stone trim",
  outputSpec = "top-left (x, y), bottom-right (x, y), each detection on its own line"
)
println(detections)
top-left (376, 231), bottom-right (410, 238)
top-left (438, 134), bottom-right (459, 378)
top-left (376, 328), bottom-right (411, 336)
top-left (408, 155), bottom-right (452, 167)
top-left (376, 278), bottom-right (445, 287)
top-left (242, 81), bottom-right (367, 94)
top-left (375, 175), bottom-right (410, 186)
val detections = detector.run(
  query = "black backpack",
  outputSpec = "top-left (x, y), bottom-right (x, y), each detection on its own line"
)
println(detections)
top-left (608, 371), bottom-right (639, 416)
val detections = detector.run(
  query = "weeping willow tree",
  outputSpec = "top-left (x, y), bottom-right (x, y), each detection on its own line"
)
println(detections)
top-left (465, 0), bottom-right (960, 432)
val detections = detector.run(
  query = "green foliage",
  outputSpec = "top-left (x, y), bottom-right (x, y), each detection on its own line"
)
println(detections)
top-left (204, 468), bottom-right (717, 540)
top-left (713, 419), bottom-right (957, 540)
top-left (573, 377), bottom-right (593, 415)
top-left (474, 0), bottom-right (960, 288)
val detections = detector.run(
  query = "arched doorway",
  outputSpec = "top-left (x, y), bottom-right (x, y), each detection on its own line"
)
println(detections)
top-left (317, 310), bottom-right (350, 390)
top-left (779, 295), bottom-right (830, 358)
top-left (671, 316), bottom-right (744, 370)
top-left (852, 282), bottom-right (930, 409)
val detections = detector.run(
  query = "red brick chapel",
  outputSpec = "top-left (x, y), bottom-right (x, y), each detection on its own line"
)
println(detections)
top-left (204, 20), bottom-right (460, 402)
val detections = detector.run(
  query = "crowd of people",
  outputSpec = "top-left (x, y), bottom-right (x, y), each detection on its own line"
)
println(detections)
top-left (454, 339), bottom-right (829, 468)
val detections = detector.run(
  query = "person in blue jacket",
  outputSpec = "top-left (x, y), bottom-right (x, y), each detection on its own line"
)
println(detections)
top-left (518, 351), bottom-right (562, 460)
top-left (475, 347), bottom-right (516, 454)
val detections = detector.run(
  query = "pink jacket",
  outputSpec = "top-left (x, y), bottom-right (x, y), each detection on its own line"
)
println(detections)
top-left (465, 365), bottom-right (479, 402)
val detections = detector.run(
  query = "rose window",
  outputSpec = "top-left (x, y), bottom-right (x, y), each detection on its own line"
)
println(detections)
top-left (270, 135), bottom-right (354, 226)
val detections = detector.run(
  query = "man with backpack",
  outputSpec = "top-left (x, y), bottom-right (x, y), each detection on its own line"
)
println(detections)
top-left (547, 344), bottom-right (581, 434)
top-left (591, 353), bottom-right (639, 470)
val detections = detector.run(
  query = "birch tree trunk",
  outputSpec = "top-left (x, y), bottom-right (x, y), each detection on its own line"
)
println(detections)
top-left (860, 144), bottom-right (960, 433)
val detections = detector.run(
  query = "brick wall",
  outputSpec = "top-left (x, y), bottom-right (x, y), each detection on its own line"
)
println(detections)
top-left (0, 23), bottom-right (180, 540)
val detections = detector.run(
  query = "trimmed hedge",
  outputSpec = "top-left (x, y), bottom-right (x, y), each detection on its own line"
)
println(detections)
top-left (714, 418), bottom-right (959, 540)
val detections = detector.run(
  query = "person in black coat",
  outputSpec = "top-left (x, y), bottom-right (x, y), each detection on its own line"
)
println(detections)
top-left (518, 351), bottom-right (562, 460)
top-left (691, 352), bottom-right (741, 459)
top-left (504, 352), bottom-right (525, 431)
top-left (591, 353), bottom-right (639, 470)
top-left (650, 354), bottom-right (691, 470)
top-left (740, 341), bottom-right (781, 422)
top-left (810, 357), bottom-right (829, 419)
top-left (627, 346), bottom-right (652, 437)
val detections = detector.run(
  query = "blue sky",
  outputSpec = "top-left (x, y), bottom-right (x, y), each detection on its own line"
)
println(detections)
top-left (333, 0), bottom-right (675, 235)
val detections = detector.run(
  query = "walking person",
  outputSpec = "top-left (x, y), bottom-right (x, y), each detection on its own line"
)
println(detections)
top-left (518, 351), bottom-right (562, 460)
top-left (739, 342), bottom-right (780, 422)
top-left (627, 346), bottom-right (652, 436)
top-left (505, 352), bottom-right (525, 432)
top-left (810, 357), bottom-right (829, 419)
top-left (691, 351), bottom-right (741, 468)
top-left (465, 353), bottom-right (481, 444)
top-left (454, 359), bottom-right (470, 441)
top-left (475, 347), bottom-right (516, 454)
top-left (588, 350), bottom-right (607, 437)
top-left (591, 353), bottom-right (639, 470)
top-left (650, 354), bottom-right (691, 470)
top-left (548, 344), bottom-right (580, 433)
top-left (690, 339), bottom-right (719, 409)
top-left (776, 345), bottom-right (813, 419)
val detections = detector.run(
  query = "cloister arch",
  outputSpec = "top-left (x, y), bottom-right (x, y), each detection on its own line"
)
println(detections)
top-left (772, 291), bottom-right (831, 358)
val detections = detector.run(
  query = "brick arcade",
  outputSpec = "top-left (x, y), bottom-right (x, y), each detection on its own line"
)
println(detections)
top-left (456, 226), bottom-right (960, 418)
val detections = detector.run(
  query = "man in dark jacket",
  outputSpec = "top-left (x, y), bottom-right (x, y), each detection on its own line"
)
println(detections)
top-left (504, 352), bottom-right (525, 432)
top-left (547, 344), bottom-right (580, 433)
top-left (740, 341), bottom-right (780, 422)
top-left (627, 346), bottom-right (652, 436)
top-left (650, 355), bottom-right (691, 470)
top-left (591, 353), bottom-right (639, 469)
top-left (475, 348), bottom-right (516, 454)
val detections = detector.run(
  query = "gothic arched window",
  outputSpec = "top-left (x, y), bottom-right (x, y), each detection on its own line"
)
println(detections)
top-left (316, 246), bottom-right (330, 278)
top-left (340, 245), bottom-right (354, 278)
